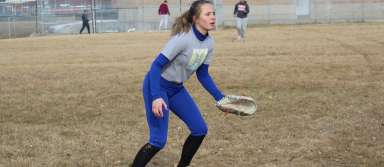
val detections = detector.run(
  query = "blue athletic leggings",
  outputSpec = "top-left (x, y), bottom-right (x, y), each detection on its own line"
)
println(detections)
top-left (142, 74), bottom-right (208, 149)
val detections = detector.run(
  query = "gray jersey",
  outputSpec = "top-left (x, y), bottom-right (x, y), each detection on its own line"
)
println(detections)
top-left (160, 29), bottom-right (214, 83)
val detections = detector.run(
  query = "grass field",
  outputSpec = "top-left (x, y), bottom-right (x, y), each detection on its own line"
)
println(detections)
top-left (1, 23), bottom-right (384, 167)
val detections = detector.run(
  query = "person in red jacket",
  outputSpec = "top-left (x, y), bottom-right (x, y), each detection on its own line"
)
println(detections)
top-left (158, 0), bottom-right (170, 31)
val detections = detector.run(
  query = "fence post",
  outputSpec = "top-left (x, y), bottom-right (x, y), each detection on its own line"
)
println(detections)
top-left (361, 0), bottom-right (365, 22)
top-left (13, 17), bottom-right (16, 37)
top-left (268, 0), bottom-right (271, 24)
top-left (214, 0), bottom-right (217, 29)
top-left (91, 0), bottom-right (96, 33)
top-left (35, 0), bottom-right (38, 34)
top-left (179, 0), bottom-right (181, 14)
top-left (8, 17), bottom-right (11, 39)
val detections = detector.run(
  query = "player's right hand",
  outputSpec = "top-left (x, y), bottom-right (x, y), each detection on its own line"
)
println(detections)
top-left (152, 98), bottom-right (168, 118)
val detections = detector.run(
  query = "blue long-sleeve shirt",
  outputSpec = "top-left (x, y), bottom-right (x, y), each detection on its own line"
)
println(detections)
top-left (148, 54), bottom-right (224, 101)
top-left (148, 25), bottom-right (224, 101)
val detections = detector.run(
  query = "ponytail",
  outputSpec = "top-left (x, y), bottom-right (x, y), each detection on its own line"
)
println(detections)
top-left (171, 11), bottom-right (193, 36)
top-left (171, 0), bottom-right (213, 36)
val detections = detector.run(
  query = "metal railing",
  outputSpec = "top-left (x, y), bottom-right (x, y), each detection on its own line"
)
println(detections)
top-left (1, 0), bottom-right (383, 39)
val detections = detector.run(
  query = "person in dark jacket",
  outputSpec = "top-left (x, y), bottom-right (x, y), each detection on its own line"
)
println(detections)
top-left (234, 0), bottom-right (249, 41)
top-left (80, 10), bottom-right (90, 34)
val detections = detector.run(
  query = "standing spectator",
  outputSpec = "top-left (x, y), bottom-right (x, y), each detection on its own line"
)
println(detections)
top-left (234, 0), bottom-right (249, 41)
top-left (158, 0), bottom-right (170, 31)
top-left (80, 10), bottom-right (90, 34)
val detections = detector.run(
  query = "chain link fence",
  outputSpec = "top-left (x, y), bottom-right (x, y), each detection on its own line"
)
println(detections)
top-left (1, 0), bottom-right (384, 39)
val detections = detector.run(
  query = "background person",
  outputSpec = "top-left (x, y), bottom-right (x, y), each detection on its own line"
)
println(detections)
top-left (80, 10), bottom-right (90, 34)
top-left (158, 0), bottom-right (170, 30)
top-left (234, 0), bottom-right (249, 41)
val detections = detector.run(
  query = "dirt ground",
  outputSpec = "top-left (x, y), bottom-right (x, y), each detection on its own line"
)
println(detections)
top-left (0, 23), bottom-right (383, 167)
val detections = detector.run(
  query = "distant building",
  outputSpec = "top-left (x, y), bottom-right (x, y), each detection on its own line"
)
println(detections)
top-left (0, 1), bottom-right (36, 17)
top-left (42, 0), bottom-right (112, 15)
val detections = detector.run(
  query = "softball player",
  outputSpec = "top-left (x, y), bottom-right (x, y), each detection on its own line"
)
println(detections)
top-left (131, 0), bottom-right (224, 167)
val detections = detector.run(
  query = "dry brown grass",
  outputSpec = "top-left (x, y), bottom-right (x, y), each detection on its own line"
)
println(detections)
top-left (1, 23), bottom-right (384, 167)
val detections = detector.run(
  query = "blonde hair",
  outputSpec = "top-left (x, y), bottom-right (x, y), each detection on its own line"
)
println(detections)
top-left (171, 0), bottom-right (213, 36)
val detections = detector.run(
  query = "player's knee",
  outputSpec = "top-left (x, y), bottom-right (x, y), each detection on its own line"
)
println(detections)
top-left (150, 138), bottom-right (167, 149)
top-left (149, 134), bottom-right (168, 149)
top-left (191, 124), bottom-right (208, 136)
